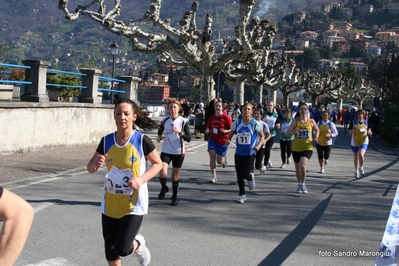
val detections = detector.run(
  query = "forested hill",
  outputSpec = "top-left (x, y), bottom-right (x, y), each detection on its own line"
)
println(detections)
top-left (0, 0), bottom-right (334, 63)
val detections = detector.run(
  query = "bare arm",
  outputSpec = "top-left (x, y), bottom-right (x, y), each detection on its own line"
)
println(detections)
top-left (87, 152), bottom-right (107, 173)
top-left (312, 119), bottom-right (320, 142)
top-left (129, 149), bottom-right (163, 189)
top-left (285, 119), bottom-right (298, 138)
top-left (0, 189), bottom-right (34, 266)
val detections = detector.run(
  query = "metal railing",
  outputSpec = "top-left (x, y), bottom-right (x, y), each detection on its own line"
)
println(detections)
top-left (0, 63), bottom-right (32, 85)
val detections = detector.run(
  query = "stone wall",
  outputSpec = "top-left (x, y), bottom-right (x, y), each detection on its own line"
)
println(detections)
top-left (0, 102), bottom-right (115, 155)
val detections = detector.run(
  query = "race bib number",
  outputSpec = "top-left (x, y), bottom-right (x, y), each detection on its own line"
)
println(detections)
top-left (297, 129), bottom-right (310, 139)
top-left (104, 166), bottom-right (133, 195)
top-left (237, 132), bottom-right (251, 145)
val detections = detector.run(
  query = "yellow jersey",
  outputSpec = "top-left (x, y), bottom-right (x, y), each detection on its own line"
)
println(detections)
top-left (292, 118), bottom-right (314, 152)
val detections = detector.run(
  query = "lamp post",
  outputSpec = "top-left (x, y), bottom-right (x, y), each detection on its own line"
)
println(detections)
top-left (176, 66), bottom-right (182, 99)
top-left (110, 41), bottom-right (119, 102)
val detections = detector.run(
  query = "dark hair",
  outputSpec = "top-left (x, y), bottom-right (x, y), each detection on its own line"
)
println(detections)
top-left (295, 102), bottom-right (308, 119)
top-left (114, 98), bottom-right (158, 131)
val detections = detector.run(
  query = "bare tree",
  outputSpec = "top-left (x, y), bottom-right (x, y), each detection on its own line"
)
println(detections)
top-left (58, 0), bottom-right (277, 104)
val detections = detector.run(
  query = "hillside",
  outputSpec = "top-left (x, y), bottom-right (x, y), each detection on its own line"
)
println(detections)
top-left (4, 0), bottom-right (398, 77)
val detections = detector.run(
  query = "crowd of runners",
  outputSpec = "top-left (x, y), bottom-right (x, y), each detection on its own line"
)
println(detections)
top-left (2, 97), bottom-right (375, 266)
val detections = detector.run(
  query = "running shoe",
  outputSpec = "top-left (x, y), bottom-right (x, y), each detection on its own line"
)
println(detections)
top-left (223, 159), bottom-right (228, 168)
top-left (359, 167), bottom-right (365, 177)
top-left (296, 185), bottom-right (302, 193)
top-left (267, 160), bottom-right (273, 168)
top-left (281, 163), bottom-right (286, 169)
top-left (324, 159), bottom-right (329, 165)
top-left (301, 184), bottom-right (308, 194)
top-left (319, 168), bottom-right (324, 174)
top-left (135, 234), bottom-right (151, 266)
top-left (287, 158), bottom-right (291, 165)
top-left (259, 165), bottom-right (267, 174)
top-left (211, 176), bottom-right (217, 183)
top-left (354, 171), bottom-right (360, 179)
top-left (236, 194), bottom-right (247, 203)
top-left (170, 195), bottom-right (178, 206)
top-left (248, 173), bottom-right (255, 190)
top-left (158, 186), bottom-right (169, 200)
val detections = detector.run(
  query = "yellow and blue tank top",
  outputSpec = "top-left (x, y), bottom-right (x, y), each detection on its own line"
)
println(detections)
top-left (101, 130), bottom-right (149, 219)
top-left (351, 119), bottom-right (368, 147)
top-left (292, 118), bottom-right (314, 152)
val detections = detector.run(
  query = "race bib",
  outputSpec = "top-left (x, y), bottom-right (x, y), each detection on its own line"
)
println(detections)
top-left (104, 166), bottom-right (133, 195)
top-left (297, 129), bottom-right (310, 139)
top-left (212, 128), bottom-right (218, 134)
top-left (237, 132), bottom-right (251, 145)
top-left (359, 128), bottom-right (366, 132)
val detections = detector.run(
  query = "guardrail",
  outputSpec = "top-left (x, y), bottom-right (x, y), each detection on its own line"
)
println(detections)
top-left (0, 60), bottom-right (138, 103)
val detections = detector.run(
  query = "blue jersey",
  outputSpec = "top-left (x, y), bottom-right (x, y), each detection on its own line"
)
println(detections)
top-left (233, 118), bottom-right (260, 156)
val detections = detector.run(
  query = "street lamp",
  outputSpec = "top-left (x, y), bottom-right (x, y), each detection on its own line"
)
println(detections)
top-left (176, 66), bottom-right (182, 99)
top-left (110, 41), bottom-right (119, 102)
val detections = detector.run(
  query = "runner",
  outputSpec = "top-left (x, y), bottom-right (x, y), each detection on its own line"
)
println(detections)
top-left (348, 110), bottom-right (372, 178)
top-left (227, 103), bottom-right (264, 203)
top-left (279, 108), bottom-right (294, 169)
top-left (286, 102), bottom-right (319, 194)
top-left (205, 100), bottom-right (232, 183)
top-left (87, 98), bottom-right (162, 266)
top-left (253, 108), bottom-right (271, 173)
top-left (157, 99), bottom-right (191, 206)
top-left (262, 101), bottom-right (281, 169)
top-left (316, 110), bottom-right (338, 173)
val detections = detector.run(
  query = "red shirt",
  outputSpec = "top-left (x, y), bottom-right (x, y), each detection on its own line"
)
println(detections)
top-left (206, 113), bottom-right (232, 144)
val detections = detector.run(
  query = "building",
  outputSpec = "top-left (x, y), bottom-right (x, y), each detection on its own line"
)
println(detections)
top-left (293, 11), bottom-right (307, 24)
top-left (350, 62), bottom-right (368, 75)
top-left (299, 31), bottom-right (318, 41)
top-left (138, 82), bottom-right (170, 102)
top-left (358, 4), bottom-right (374, 15)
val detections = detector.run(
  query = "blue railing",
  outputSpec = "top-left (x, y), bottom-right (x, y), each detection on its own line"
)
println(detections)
top-left (98, 76), bottom-right (126, 93)
top-left (46, 68), bottom-right (87, 90)
top-left (0, 63), bottom-right (32, 85)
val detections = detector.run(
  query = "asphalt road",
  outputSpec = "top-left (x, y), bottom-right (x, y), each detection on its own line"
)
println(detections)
top-left (3, 128), bottom-right (399, 266)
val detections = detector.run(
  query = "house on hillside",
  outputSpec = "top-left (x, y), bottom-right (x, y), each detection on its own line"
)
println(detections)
top-left (151, 73), bottom-right (168, 85)
top-left (358, 4), bottom-right (374, 15)
top-left (340, 8), bottom-right (353, 19)
top-left (138, 81), bottom-right (170, 102)
top-left (299, 31), bottom-right (318, 41)
top-left (293, 11), bottom-right (307, 24)
top-left (367, 45), bottom-right (382, 57)
top-left (314, 21), bottom-right (334, 33)
top-left (318, 58), bottom-right (340, 72)
top-left (350, 62), bottom-right (368, 75)
top-left (319, 1), bottom-right (341, 13)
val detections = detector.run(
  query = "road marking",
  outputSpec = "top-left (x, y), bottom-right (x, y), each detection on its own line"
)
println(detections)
top-left (34, 202), bottom-right (54, 213)
top-left (24, 257), bottom-right (77, 266)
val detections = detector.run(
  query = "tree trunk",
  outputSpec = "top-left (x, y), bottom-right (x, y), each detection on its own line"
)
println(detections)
top-left (201, 75), bottom-right (215, 103)
top-left (337, 97), bottom-right (344, 111)
top-left (233, 81), bottom-right (245, 105)
top-left (254, 84), bottom-right (263, 104)
top-left (284, 93), bottom-right (290, 108)
top-left (267, 87), bottom-right (277, 104)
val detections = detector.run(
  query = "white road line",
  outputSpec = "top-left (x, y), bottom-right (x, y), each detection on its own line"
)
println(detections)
top-left (23, 257), bottom-right (77, 266)
top-left (34, 202), bottom-right (54, 213)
